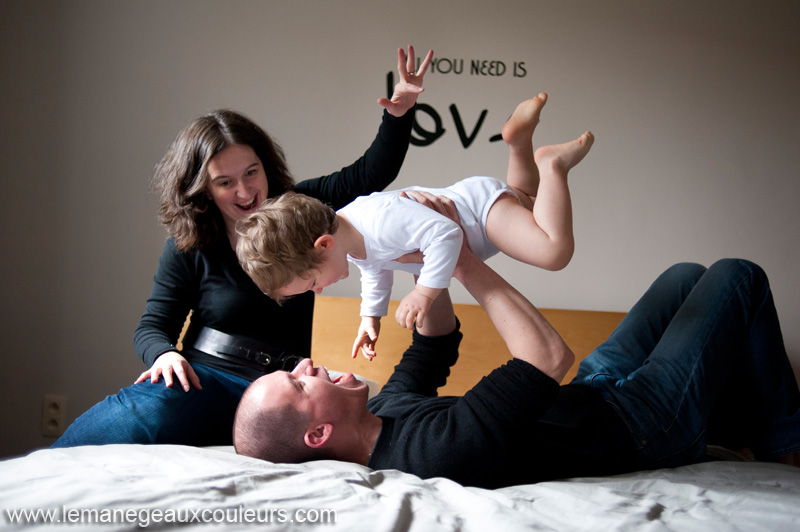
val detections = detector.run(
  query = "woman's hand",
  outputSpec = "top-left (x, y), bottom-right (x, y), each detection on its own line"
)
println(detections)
top-left (352, 316), bottom-right (381, 360)
top-left (379, 45), bottom-right (434, 117)
top-left (134, 351), bottom-right (202, 392)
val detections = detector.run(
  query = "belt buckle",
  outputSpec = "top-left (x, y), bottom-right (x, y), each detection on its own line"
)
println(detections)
top-left (237, 347), bottom-right (271, 367)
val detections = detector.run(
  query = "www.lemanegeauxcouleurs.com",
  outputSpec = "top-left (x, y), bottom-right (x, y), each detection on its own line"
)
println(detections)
top-left (4, 505), bottom-right (337, 527)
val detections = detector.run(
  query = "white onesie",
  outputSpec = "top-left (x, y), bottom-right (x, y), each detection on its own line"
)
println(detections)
top-left (338, 175), bottom-right (518, 317)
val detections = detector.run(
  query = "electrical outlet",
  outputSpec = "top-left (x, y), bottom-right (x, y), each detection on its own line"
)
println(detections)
top-left (41, 394), bottom-right (67, 437)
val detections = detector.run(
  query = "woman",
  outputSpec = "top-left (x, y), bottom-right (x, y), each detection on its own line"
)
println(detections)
top-left (53, 46), bottom-right (433, 447)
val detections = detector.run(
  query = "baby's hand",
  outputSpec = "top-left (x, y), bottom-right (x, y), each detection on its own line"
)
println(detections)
top-left (395, 287), bottom-right (437, 330)
top-left (352, 316), bottom-right (381, 360)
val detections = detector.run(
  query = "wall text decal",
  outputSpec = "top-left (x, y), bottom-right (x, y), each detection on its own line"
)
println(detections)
top-left (387, 70), bottom-right (516, 149)
top-left (421, 58), bottom-right (527, 78)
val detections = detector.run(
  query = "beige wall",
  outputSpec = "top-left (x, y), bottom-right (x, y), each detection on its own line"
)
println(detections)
top-left (1, 0), bottom-right (798, 458)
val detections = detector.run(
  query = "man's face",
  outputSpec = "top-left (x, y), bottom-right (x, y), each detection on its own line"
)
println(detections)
top-left (262, 358), bottom-right (369, 421)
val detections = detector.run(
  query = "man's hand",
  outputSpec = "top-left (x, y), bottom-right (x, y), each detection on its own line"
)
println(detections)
top-left (352, 316), bottom-right (381, 360)
top-left (399, 190), bottom-right (459, 223)
top-left (378, 45), bottom-right (434, 117)
top-left (134, 351), bottom-right (202, 392)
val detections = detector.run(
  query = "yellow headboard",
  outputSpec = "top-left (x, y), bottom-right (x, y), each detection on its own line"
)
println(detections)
top-left (311, 296), bottom-right (625, 395)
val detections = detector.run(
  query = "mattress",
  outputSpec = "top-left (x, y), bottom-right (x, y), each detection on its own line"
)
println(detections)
top-left (1, 444), bottom-right (799, 531)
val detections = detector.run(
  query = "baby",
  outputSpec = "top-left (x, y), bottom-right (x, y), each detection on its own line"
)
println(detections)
top-left (236, 94), bottom-right (593, 359)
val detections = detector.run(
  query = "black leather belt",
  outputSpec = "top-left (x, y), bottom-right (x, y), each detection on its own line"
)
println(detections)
top-left (185, 324), bottom-right (304, 372)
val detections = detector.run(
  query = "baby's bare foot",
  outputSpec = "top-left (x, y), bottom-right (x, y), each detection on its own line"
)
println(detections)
top-left (534, 131), bottom-right (595, 175)
top-left (501, 93), bottom-right (548, 148)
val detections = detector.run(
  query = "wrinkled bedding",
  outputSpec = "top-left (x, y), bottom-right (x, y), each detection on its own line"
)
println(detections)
top-left (1, 445), bottom-right (799, 531)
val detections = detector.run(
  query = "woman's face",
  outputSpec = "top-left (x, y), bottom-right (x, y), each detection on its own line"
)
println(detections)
top-left (206, 144), bottom-right (270, 233)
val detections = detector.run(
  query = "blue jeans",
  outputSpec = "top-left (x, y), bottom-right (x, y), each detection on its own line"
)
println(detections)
top-left (572, 259), bottom-right (800, 467)
top-left (51, 363), bottom-right (250, 447)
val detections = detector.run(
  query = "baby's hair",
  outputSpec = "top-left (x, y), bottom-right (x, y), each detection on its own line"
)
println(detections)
top-left (236, 192), bottom-right (338, 302)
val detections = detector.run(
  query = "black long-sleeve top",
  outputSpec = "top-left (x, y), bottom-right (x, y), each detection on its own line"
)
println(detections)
top-left (367, 322), bottom-right (637, 489)
top-left (133, 109), bottom-right (415, 381)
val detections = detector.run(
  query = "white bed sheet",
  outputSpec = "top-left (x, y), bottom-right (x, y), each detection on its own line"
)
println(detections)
top-left (1, 444), bottom-right (799, 531)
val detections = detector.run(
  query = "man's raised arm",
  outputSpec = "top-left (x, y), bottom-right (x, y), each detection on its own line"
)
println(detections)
top-left (452, 242), bottom-right (574, 382)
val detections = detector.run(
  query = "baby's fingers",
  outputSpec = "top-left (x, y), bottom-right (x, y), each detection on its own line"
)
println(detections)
top-left (361, 344), bottom-right (377, 361)
top-left (352, 334), bottom-right (370, 359)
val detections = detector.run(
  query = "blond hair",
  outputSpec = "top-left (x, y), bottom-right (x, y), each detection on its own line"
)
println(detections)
top-left (236, 192), bottom-right (338, 301)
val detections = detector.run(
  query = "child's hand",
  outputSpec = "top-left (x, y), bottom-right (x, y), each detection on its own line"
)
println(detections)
top-left (352, 316), bottom-right (381, 361)
top-left (395, 286), bottom-right (439, 330)
top-left (378, 45), bottom-right (434, 117)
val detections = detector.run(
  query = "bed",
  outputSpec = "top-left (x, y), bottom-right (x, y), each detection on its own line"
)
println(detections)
top-left (2, 297), bottom-right (799, 531)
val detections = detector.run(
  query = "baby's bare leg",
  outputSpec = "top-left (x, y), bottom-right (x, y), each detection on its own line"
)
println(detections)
top-left (502, 93), bottom-right (547, 207)
top-left (532, 131), bottom-right (593, 267)
top-left (487, 132), bottom-right (594, 271)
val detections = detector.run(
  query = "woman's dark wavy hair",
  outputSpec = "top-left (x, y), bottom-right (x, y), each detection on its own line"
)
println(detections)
top-left (153, 110), bottom-right (295, 251)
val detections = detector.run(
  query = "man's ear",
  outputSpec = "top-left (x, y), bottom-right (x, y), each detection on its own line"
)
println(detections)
top-left (304, 423), bottom-right (333, 449)
top-left (313, 234), bottom-right (335, 250)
